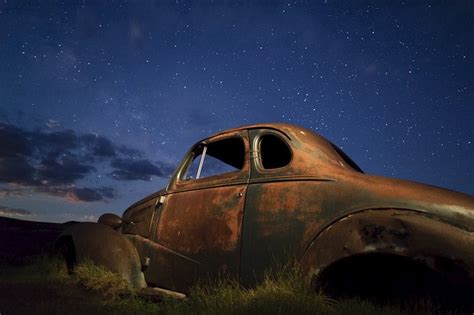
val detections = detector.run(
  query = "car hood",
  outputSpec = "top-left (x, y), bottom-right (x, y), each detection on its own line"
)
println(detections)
top-left (122, 188), bottom-right (166, 220)
top-left (337, 172), bottom-right (474, 231)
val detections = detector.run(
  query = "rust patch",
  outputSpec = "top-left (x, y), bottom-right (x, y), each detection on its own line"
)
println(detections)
top-left (300, 209), bottom-right (474, 284)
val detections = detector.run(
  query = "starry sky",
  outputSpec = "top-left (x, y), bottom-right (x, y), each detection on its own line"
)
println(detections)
top-left (0, 1), bottom-right (472, 223)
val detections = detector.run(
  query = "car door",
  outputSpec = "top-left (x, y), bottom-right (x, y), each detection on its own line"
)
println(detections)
top-left (144, 130), bottom-right (250, 292)
top-left (240, 128), bottom-right (323, 285)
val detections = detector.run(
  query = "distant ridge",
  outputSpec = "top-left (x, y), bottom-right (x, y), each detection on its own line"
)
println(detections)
top-left (0, 216), bottom-right (79, 265)
top-left (0, 216), bottom-right (80, 226)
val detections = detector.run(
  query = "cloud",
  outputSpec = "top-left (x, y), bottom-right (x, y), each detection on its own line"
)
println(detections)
top-left (0, 123), bottom-right (33, 158)
top-left (0, 186), bottom-right (25, 197)
top-left (0, 122), bottom-right (130, 163)
top-left (0, 205), bottom-right (33, 217)
top-left (46, 119), bottom-right (60, 129)
top-left (37, 185), bottom-right (116, 203)
top-left (37, 156), bottom-right (96, 185)
top-left (0, 156), bottom-right (36, 185)
top-left (80, 134), bottom-right (117, 158)
top-left (110, 158), bottom-right (167, 181)
top-left (34, 129), bottom-right (79, 157)
top-left (0, 122), bottom-right (172, 202)
top-left (81, 215), bottom-right (98, 222)
top-left (67, 187), bottom-right (115, 202)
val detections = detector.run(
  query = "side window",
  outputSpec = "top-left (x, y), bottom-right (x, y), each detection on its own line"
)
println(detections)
top-left (183, 137), bottom-right (245, 180)
top-left (259, 134), bottom-right (291, 169)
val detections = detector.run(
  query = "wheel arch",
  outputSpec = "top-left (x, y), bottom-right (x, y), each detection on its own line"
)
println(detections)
top-left (54, 222), bottom-right (147, 289)
top-left (299, 208), bottom-right (474, 298)
top-left (54, 234), bottom-right (76, 273)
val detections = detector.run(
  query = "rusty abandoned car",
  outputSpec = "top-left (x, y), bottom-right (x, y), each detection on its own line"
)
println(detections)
top-left (56, 123), bottom-right (474, 304)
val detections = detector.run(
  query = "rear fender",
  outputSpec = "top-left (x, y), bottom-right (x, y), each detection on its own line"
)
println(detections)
top-left (300, 209), bottom-right (474, 284)
top-left (56, 222), bottom-right (146, 289)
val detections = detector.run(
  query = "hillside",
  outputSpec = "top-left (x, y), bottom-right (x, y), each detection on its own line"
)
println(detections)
top-left (0, 217), bottom-right (76, 264)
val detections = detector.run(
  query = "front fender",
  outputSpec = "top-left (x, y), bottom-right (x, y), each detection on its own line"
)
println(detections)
top-left (300, 209), bottom-right (474, 283)
top-left (56, 222), bottom-right (146, 289)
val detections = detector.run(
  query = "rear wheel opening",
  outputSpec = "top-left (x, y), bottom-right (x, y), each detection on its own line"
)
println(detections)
top-left (313, 253), bottom-right (473, 312)
top-left (54, 236), bottom-right (76, 274)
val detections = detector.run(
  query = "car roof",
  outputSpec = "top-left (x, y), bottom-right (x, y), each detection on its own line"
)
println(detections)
top-left (206, 122), bottom-right (317, 141)
top-left (205, 123), bottom-right (364, 174)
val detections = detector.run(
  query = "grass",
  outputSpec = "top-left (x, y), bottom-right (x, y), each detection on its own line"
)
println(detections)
top-left (158, 263), bottom-right (425, 315)
top-left (0, 256), bottom-right (453, 315)
top-left (73, 259), bottom-right (131, 301)
top-left (175, 263), bottom-right (334, 315)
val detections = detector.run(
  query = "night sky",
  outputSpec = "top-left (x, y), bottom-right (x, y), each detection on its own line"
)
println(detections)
top-left (0, 1), bottom-right (472, 222)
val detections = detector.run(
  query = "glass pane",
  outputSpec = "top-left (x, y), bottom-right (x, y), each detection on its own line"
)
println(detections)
top-left (182, 137), bottom-right (245, 180)
top-left (201, 155), bottom-right (239, 178)
top-left (184, 155), bottom-right (200, 180)
top-left (260, 135), bottom-right (291, 169)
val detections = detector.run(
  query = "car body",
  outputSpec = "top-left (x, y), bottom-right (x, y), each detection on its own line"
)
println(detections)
top-left (57, 123), bottom-right (474, 299)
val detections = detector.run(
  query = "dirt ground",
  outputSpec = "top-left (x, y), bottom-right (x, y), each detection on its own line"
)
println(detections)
top-left (0, 277), bottom-right (109, 314)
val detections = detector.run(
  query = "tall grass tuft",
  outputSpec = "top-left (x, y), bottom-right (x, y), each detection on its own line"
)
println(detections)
top-left (156, 261), bottom-right (427, 315)
top-left (158, 261), bottom-right (334, 315)
top-left (73, 259), bottom-right (131, 301)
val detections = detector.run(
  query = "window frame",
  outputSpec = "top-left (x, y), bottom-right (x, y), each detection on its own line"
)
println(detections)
top-left (168, 133), bottom-right (249, 192)
top-left (252, 131), bottom-right (293, 173)
top-left (182, 139), bottom-right (244, 181)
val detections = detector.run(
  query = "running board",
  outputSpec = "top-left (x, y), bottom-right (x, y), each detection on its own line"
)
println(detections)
top-left (139, 286), bottom-right (187, 301)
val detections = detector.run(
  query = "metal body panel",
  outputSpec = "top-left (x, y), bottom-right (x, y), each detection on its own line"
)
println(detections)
top-left (240, 176), bottom-right (474, 285)
top-left (58, 222), bottom-right (146, 289)
top-left (139, 129), bottom-right (250, 289)
top-left (300, 209), bottom-right (474, 283)
top-left (121, 196), bottom-right (157, 238)
top-left (125, 234), bottom-right (198, 293)
top-left (153, 185), bottom-right (246, 282)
